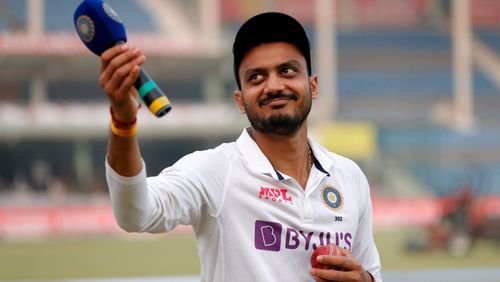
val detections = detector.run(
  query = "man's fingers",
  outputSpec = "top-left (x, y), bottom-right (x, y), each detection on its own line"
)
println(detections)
top-left (311, 268), bottom-right (343, 281)
top-left (100, 44), bottom-right (129, 72)
top-left (311, 268), bottom-right (363, 282)
top-left (338, 247), bottom-right (352, 257)
top-left (117, 65), bottom-right (141, 95)
top-left (99, 47), bottom-right (144, 90)
top-left (108, 56), bottom-right (144, 90)
top-left (311, 255), bottom-right (366, 282)
top-left (100, 50), bottom-right (145, 99)
top-left (317, 255), bottom-right (360, 271)
top-left (107, 48), bottom-right (143, 75)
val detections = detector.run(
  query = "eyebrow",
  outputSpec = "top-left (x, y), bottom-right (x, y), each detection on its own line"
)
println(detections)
top-left (279, 60), bottom-right (302, 70)
top-left (243, 59), bottom-right (303, 79)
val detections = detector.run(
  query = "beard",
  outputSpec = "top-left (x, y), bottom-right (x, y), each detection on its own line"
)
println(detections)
top-left (243, 89), bottom-right (312, 136)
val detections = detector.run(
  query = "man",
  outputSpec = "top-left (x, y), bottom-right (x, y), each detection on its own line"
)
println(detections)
top-left (100, 12), bottom-right (382, 282)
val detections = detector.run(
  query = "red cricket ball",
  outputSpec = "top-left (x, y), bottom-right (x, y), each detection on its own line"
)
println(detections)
top-left (310, 244), bottom-right (345, 270)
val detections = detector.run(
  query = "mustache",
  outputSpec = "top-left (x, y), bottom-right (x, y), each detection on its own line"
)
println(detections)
top-left (258, 92), bottom-right (298, 106)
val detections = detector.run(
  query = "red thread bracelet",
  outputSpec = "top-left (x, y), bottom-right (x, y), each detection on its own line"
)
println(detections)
top-left (109, 106), bottom-right (137, 128)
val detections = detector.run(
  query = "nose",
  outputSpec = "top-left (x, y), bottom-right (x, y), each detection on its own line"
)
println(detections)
top-left (264, 72), bottom-right (286, 94)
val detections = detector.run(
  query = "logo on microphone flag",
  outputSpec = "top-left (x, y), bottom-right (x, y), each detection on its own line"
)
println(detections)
top-left (76, 15), bottom-right (95, 43)
top-left (103, 2), bottom-right (122, 23)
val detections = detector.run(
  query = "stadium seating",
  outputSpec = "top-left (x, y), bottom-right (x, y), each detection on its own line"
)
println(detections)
top-left (0, 0), bottom-right (26, 31)
top-left (0, 0), bottom-right (158, 32)
top-left (1, 0), bottom-right (499, 198)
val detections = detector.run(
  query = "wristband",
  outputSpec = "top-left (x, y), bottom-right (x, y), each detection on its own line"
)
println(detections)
top-left (110, 119), bottom-right (137, 137)
top-left (109, 106), bottom-right (137, 128)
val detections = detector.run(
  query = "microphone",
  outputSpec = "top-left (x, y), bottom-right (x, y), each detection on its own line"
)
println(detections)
top-left (73, 0), bottom-right (171, 117)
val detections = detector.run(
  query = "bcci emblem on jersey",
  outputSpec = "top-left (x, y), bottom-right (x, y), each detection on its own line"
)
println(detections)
top-left (321, 186), bottom-right (343, 211)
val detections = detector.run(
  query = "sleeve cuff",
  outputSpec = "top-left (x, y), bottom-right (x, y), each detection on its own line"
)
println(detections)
top-left (105, 157), bottom-right (147, 186)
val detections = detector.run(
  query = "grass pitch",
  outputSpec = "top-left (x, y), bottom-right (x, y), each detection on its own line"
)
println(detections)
top-left (0, 230), bottom-right (499, 280)
top-left (0, 234), bottom-right (199, 280)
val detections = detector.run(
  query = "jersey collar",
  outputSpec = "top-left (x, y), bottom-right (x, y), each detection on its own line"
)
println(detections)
top-left (236, 128), bottom-right (282, 180)
top-left (309, 141), bottom-right (333, 177)
top-left (236, 128), bottom-right (332, 180)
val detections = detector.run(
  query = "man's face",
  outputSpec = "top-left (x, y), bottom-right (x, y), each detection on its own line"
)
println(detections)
top-left (234, 42), bottom-right (318, 136)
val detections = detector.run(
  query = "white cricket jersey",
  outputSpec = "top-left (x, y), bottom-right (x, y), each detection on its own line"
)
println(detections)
top-left (106, 128), bottom-right (382, 282)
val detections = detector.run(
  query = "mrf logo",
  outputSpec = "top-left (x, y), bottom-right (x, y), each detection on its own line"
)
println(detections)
top-left (258, 186), bottom-right (293, 205)
top-left (254, 220), bottom-right (352, 252)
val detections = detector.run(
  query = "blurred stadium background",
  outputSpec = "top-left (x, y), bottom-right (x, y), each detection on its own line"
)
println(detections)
top-left (1, 0), bottom-right (500, 281)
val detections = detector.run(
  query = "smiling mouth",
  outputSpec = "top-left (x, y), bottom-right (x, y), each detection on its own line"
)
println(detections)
top-left (259, 94), bottom-right (298, 107)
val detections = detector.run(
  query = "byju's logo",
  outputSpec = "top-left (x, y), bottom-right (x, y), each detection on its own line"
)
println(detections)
top-left (254, 220), bottom-right (353, 252)
top-left (255, 220), bottom-right (282, 251)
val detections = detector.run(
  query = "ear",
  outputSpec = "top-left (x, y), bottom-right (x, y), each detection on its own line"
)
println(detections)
top-left (234, 89), bottom-right (246, 114)
top-left (309, 74), bottom-right (318, 100)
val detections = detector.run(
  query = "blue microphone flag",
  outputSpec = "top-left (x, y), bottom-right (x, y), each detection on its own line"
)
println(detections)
top-left (73, 0), bottom-right (171, 117)
top-left (74, 0), bottom-right (127, 56)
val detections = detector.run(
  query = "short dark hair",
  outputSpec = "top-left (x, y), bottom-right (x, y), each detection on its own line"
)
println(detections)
top-left (232, 12), bottom-right (312, 90)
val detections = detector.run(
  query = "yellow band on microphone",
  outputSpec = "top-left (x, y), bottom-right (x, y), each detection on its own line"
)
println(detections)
top-left (148, 96), bottom-right (171, 115)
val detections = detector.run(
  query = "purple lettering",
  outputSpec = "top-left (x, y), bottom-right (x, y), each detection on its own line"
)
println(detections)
top-left (285, 228), bottom-right (300, 249)
top-left (299, 231), bottom-right (314, 250)
top-left (254, 220), bottom-right (353, 253)
top-left (345, 233), bottom-right (352, 250)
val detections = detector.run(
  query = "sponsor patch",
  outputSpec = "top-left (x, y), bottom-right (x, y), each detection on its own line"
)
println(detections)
top-left (258, 186), bottom-right (293, 205)
top-left (254, 220), bottom-right (352, 252)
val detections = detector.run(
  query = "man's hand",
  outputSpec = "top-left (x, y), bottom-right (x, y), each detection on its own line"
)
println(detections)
top-left (310, 248), bottom-right (373, 282)
top-left (100, 45), bottom-right (145, 176)
top-left (99, 44), bottom-right (145, 123)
